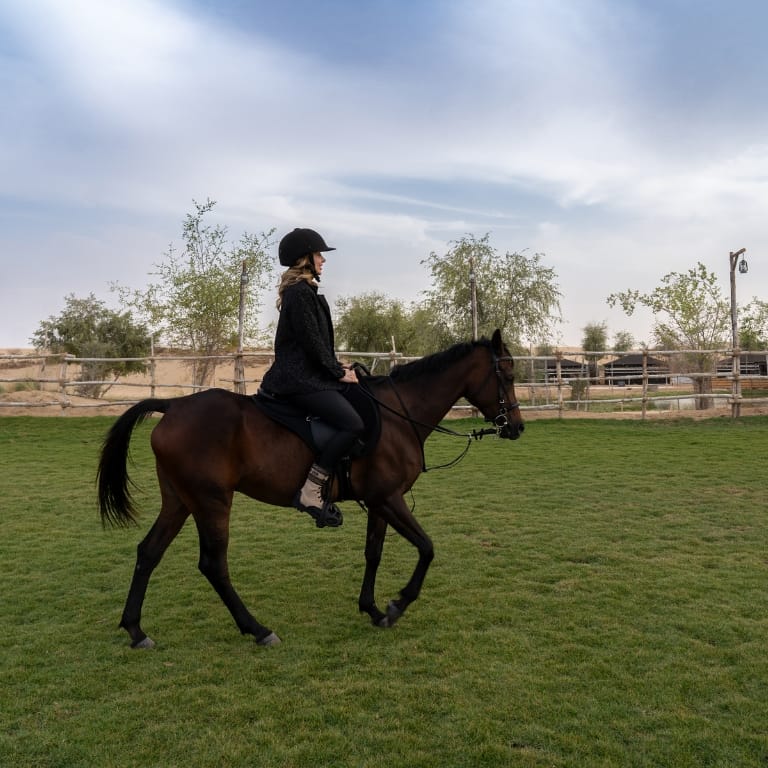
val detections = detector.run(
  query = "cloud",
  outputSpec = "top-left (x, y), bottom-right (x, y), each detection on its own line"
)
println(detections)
top-left (1, 0), bottom-right (767, 348)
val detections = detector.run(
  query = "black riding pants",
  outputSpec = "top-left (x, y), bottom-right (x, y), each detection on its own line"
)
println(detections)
top-left (289, 388), bottom-right (365, 471)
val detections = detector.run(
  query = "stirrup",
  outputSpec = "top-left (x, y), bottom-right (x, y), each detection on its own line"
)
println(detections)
top-left (292, 493), bottom-right (343, 528)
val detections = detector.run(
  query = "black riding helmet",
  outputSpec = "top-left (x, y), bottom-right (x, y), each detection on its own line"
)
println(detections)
top-left (278, 228), bottom-right (336, 267)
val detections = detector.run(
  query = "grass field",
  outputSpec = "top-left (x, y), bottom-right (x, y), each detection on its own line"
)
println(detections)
top-left (1, 414), bottom-right (767, 767)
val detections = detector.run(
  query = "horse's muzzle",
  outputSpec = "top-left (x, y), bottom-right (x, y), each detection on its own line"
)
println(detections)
top-left (499, 421), bottom-right (525, 440)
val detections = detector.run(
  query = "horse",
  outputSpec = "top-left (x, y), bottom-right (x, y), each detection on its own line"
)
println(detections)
top-left (97, 329), bottom-right (524, 648)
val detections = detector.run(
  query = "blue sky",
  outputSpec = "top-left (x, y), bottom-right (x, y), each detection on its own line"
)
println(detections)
top-left (2, 0), bottom-right (767, 349)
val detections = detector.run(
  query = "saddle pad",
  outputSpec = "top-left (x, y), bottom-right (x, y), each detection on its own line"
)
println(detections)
top-left (251, 383), bottom-right (381, 458)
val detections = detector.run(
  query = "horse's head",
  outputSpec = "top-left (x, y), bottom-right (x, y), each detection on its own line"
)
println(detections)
top-left (467, 329), bottom-right (525, 440)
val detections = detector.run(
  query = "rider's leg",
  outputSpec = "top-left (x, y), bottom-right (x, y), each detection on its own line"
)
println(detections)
top-left (289, 390), bottom-right (364, 528)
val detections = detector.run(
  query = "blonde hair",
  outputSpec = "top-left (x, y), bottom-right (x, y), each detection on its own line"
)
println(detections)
top-left (276, 255), bottom-right (315, 310)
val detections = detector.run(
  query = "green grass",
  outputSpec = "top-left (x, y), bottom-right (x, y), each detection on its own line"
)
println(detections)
top-left (1, 415), bottom-right (767, 767)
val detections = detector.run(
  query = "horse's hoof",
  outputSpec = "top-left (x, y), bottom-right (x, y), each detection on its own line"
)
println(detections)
top-left (386, 601), bottom-right (403, 625)
top-left (376, 616), bottom-right (391, 628)
top-left (132, 636), bottom-right (156, 650)
top-left (257, 632), bottom-right (282, 647)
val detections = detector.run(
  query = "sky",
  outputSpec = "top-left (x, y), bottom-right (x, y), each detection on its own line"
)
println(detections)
top-left (2, 0), bottom-right (767, 349)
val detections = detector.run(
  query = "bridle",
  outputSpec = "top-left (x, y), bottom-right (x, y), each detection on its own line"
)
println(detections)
top-left (466, 348), bottom-right (521, 437)
top-left (355, 345), bottom-right (522, 474)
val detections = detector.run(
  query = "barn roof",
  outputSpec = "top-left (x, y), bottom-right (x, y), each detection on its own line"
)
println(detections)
top-left (717, 352), bottom-right (768, 364)
top-left (605, 354), bottom-right (668, 368)
top-left (544, 357), bottom-right (583, 368)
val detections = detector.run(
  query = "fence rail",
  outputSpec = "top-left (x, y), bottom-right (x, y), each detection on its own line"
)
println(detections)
top-left (2, 348), bottom-right (767, 418)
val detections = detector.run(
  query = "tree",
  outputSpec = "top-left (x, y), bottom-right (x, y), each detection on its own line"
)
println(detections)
top-left (31, 293), bottom-right (149, 397)
top-left (420, 234), bottom-right (562, 353)
top-left (402, 305), bottom-right (451, 357)
top-left (612, 330), bottom-right (635, 352)
top-left (581, 322), bottom-right (607, 381)
top-left (334, 292), bottom-right (416, 356)
top-left (607, 262), bottom-right (731, 408)
top-left (740, 299), bottom-right (768, 350)
top-left (607, 263), bottom-right (729, 351)
top-left (117, 199), bottom-right (274, 386)
top-left (581, 322), bottom-right (608, 353)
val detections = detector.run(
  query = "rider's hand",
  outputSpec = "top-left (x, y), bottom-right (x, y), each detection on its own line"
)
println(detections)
top-left (339, 367), bottom-right (358, 384)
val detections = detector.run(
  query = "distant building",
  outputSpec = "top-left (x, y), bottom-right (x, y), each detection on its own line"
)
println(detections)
top-left (716, 353), bottom-right (768, 377)
top-left (543, 357), bottom-right (585, 382)
top-left (604, 354), bottom-right (671, 386)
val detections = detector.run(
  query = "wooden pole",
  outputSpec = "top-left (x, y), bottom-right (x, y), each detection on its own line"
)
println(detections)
top-left (469, 257), bottom-right (478, 340)
top-left (641, 349), bottom-right (648, 421)
top-left (234, 260), bottom-right (248, 394)
top-left (150, 335), bottom-right (156, 398)
top-left (729, 248), bottom-right (746, 418)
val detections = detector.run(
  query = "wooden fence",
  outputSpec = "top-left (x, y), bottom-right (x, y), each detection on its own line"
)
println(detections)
top-left (1, 348), bottom-right (767, 419)
top-left (0, 350), bottom-right (403, 412)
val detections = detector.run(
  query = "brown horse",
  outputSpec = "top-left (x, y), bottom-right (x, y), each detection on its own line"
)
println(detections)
top-left (97, 329), bottom-right (524, 648)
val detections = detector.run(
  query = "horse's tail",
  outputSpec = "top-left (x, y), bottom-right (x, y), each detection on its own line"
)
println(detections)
top-left (97, 398), bottom-right (170, 528)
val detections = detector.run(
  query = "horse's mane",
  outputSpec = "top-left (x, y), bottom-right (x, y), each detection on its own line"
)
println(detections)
top-left (385, 337), bottom-right (493, 383)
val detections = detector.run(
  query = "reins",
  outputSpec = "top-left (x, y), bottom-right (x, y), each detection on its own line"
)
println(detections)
top-left (354, 367), bottom-right (506, 473)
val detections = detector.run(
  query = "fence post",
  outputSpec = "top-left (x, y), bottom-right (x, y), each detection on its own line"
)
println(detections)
top-left (641, 350), bottom-right (648, 420)
top-left (150, 354), bottom-right (157, 398)
top-left (555, 352), bottom-right (563, 419)
top-left (388, 337), bottom-right (399, 371)
top-left (731, 345), bottom-right (741, 419)
top-left (233, 353), bottom-right (245, 394)
top-left (59, 356), bottom-right (72, 411)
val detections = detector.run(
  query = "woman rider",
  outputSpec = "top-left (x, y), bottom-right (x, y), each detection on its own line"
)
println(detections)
top-left (261, 228), bottom-right (364, 528)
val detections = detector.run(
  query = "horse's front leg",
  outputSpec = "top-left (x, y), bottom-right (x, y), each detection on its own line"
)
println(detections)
top-left (358, 513), bottom-right (389, 627)
top-left (365, 495), bottom-right (434, 628)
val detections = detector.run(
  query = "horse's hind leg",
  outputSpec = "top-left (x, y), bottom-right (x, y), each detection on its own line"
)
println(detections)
top-left (120, 497), bottom-right (189, 648)
top-left (192, 499), bottom-right (280, 647)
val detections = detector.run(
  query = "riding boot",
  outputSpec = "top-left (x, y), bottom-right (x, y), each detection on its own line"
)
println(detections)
top-left (293, 463), bottom-right (343, 528)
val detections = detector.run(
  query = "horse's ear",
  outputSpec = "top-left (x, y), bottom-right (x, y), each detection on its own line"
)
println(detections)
top-left (491, 328), bottom-right (503, 354)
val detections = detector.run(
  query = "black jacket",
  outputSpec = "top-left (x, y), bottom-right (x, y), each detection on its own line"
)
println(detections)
top-left (261, 280), bottom-right (346, 396)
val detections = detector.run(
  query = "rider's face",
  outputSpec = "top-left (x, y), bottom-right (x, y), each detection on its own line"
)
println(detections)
top-left (312, 252), bottom-right (326, 276)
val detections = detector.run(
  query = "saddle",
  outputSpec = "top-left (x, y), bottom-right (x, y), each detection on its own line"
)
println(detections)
top-left (250, 382), bottom-right (381, 499)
